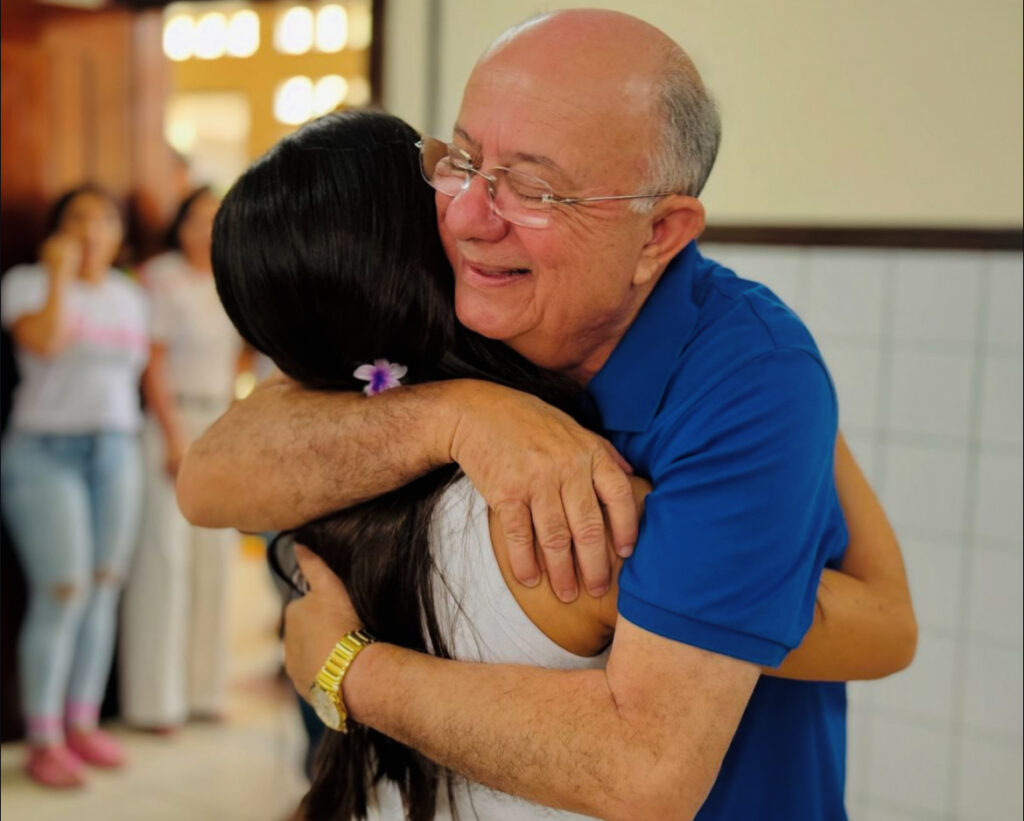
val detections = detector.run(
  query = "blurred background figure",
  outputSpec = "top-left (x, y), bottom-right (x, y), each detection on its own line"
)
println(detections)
top-left (120, 187), bottom-right (248, 732)
top-left (0, 185), bottom-right (148, 788)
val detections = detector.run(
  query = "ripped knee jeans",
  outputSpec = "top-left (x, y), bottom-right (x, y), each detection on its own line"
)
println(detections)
top-left (1, 431), bottom-right (142, 743)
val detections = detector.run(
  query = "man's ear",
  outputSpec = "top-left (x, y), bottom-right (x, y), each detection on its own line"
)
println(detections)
top-left (633, 195), bottom-right (706, 287)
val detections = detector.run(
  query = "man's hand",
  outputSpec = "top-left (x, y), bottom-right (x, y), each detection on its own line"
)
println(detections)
top-left (284, 545), bottom-right (362, 697)
top-left (177, 374), bottom-right (637, 601)
top-left (448, 381), bottom-right (637, 603)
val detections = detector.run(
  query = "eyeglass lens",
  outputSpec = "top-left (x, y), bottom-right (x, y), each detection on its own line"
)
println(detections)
top-left (419, 138), bottom-right (552, 228)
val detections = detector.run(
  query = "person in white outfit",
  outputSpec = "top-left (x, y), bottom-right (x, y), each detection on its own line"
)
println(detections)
top-left (120, 187), bottom-right (245, 729)
top-left (211, 111), bottom-right (913, 820)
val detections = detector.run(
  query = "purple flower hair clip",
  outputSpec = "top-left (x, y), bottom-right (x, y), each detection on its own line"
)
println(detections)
top-left (353, 359), bottom-right (408, 396)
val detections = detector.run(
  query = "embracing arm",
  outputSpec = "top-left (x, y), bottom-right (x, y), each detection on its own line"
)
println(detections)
top-left (288, 549), bottom-right (757, 821)
top-left (495, 436), bottom-right (916, 679)
top-left (177, 376), bottom-right (635, 597)
top-left (768, 434), bottom-right (916, 681)
top-left (176, 372), bottom-right (455, 532)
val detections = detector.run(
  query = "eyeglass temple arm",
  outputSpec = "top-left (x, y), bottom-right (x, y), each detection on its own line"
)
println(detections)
top-left (551, 192), bottom-right (676, 205)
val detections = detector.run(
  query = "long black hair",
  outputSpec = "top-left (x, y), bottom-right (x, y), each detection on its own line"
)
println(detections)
top-left (46, 183), bottom-right (123, 236)
top-left (163, 185), bottom-right (213, 250)
top-left (213, 110), bottom-right (592, 821)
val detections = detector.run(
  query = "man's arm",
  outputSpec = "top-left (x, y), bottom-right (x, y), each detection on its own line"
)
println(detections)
top-left (175, 373), bottom-right (455, 531)
top-left (177, 375), bottom-right (636, 599)
top-left (289, 548), bottom-right (758, 821)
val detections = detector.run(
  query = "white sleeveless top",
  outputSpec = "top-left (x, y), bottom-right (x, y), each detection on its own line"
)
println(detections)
top-left (366, 476), bottom-right (607, 821)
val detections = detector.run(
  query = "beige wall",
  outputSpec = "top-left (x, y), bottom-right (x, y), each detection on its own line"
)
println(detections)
top-left (383, 0), bottom-right (1023, 227)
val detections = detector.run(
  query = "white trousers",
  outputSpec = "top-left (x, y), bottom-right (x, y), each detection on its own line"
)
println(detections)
top-left (120, 406), bottom-right (236, 726)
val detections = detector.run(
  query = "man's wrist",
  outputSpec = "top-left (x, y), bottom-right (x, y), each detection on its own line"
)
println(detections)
top-left (339, 639), bottom-right (389, 725)
top-left (423, 379), bottom-right (478, 467)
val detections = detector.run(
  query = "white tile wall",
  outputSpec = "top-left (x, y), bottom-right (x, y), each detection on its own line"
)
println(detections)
top-left (872, 633), bottom-right (959, 723)
top-left (867, 716), bottom-right (954, 815)
top-left (803, 249), bottom-right (890, 340)
top-left (819, 340), bottom-right (884, 430)
top-left (891, 250), bottom-right (983, 347)
top-left (883, 443), bottom-right (969, 536)
top-left (963, 643), bottom-right (1024, 736)
top-left (985, 253), bottom-right (1024, 351)
top-left (956, 736), bottom-right (1024, 820)
top-left (886, 349), bottom-right (974, 439)
top-left (901, 538), bottom-right (963, 632)
top-left (973, 452), bottom-right (1024, 544)
top-left (703, 243), bottom-right (1024, 821)
top-left (979, 355), bottom-right (1024, 446)
top-left (966, 548), bottom-right (1024, 644)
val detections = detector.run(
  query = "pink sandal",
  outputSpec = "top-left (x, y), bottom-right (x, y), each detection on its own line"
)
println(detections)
top-left (26, 745), bottom-right (86, 789)
top-left (66, 728), bottom-right (126, 768)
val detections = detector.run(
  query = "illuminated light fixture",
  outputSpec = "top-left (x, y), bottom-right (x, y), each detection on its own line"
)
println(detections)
top-left (345, 75), bottom-right (371, 107)
top-left (315, 4), bottom-right (348, 52)
top-left (194, 12), bottom-right (228, 60)
top-left (163, 14), bottom-right (195, 61)
top-left (347, 1), bottom-right (372, 50)
top-left (274, 76), bottom-right (315, 125)
top-left (226, 9), bottom-right (260, 58)
top-left (166, 119), bottom-right (198, 154)
top-left (314, 75), bottom-right (349, 115)
top-left (275, 6), bottom-right (315, 55)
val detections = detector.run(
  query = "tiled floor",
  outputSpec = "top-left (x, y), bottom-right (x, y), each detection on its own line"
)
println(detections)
top-left (1, 537), bottom-right (310, 821)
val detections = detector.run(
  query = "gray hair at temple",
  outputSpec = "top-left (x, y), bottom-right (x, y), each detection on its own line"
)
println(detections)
top-left (634, 45), bottom-right (722, 211)
top-left (486, 13), bottom-right (722, 210)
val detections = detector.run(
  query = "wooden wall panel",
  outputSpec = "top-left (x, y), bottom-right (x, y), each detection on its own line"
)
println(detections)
top-left (0, 3), bottom-right (172, 269)
top-left (1, 0), bottom-right (172, 742)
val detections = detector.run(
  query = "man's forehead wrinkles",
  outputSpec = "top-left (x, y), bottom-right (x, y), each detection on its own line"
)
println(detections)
top-left (453, 124), bottom-right (478, 148)
top-left (452, 123), bottom-right (571, 179)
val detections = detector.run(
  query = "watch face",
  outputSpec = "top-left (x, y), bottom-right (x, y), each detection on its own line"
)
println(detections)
top-left (309, 686), bottom-right (343, 731)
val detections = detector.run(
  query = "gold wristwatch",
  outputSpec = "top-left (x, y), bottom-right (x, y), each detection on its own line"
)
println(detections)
top-left (308, 629), bottom-right (376, 732)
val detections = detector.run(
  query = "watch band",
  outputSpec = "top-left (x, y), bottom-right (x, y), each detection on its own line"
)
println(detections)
top-left (312, 629), bottom-right (375, 732)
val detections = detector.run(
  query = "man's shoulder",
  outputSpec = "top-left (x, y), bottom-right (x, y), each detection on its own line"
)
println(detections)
top-left (694, 255), bottom-right (818, 357)
top-left (662, 257), bottom-right (828, 414)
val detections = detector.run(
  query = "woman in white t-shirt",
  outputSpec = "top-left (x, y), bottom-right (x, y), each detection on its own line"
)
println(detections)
top-left (120, 187), bottom-right (245, 731)
top-left (0, 185), bottom-right (149, 788)
top-left (211, 112), bottom-right (913, 821)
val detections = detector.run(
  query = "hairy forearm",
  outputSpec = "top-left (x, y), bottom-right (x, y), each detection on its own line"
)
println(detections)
top-left (344, 644), bottom-right (721, 821)
top-left (176, 378), bottom-right (459, 531)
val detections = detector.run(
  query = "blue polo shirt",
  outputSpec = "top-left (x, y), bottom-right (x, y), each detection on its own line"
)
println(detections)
top-left (588, 242), bottom-right (849, 820)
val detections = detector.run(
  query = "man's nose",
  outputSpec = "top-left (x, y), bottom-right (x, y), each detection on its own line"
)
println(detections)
top-left (442, 173), bottom-right (509, 243)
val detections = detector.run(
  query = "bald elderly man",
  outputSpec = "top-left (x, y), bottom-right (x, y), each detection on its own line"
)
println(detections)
top-left (179, 11), bottom-right (909, 820)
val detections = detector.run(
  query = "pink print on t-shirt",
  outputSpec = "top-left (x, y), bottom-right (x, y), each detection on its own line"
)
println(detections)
top-left (68, 314), bottom-right (148, 353)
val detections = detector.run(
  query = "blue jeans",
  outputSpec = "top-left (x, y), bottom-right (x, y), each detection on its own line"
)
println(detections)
top-left (1, 431), bottom-right (142, 743)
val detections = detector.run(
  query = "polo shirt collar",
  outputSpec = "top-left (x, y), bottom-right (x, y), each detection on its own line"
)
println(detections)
top-left (587, 241), bottom-right (701, 433)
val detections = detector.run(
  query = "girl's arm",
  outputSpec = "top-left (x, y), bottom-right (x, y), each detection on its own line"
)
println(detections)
top-left (766, 434), bottom-right (917, 681)
top-left (141, 342), bottom-right (188, 477)
top-left (11, 236), bottom-right (79, 356)
top-left (494, 434), bottom-right (916, 681)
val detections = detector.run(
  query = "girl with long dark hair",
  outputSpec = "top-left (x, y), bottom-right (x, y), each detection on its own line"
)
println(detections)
top-left (211, 111), bottom-right (909, 821)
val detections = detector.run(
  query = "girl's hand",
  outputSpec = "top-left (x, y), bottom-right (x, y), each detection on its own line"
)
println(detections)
top-left (40, 234), bottom-right (81, 284)
top-left (164, 433), bottom-right (189, 479)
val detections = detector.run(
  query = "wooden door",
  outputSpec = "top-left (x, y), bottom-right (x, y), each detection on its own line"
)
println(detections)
top-left (1, 0), bottom-right (173, 741)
